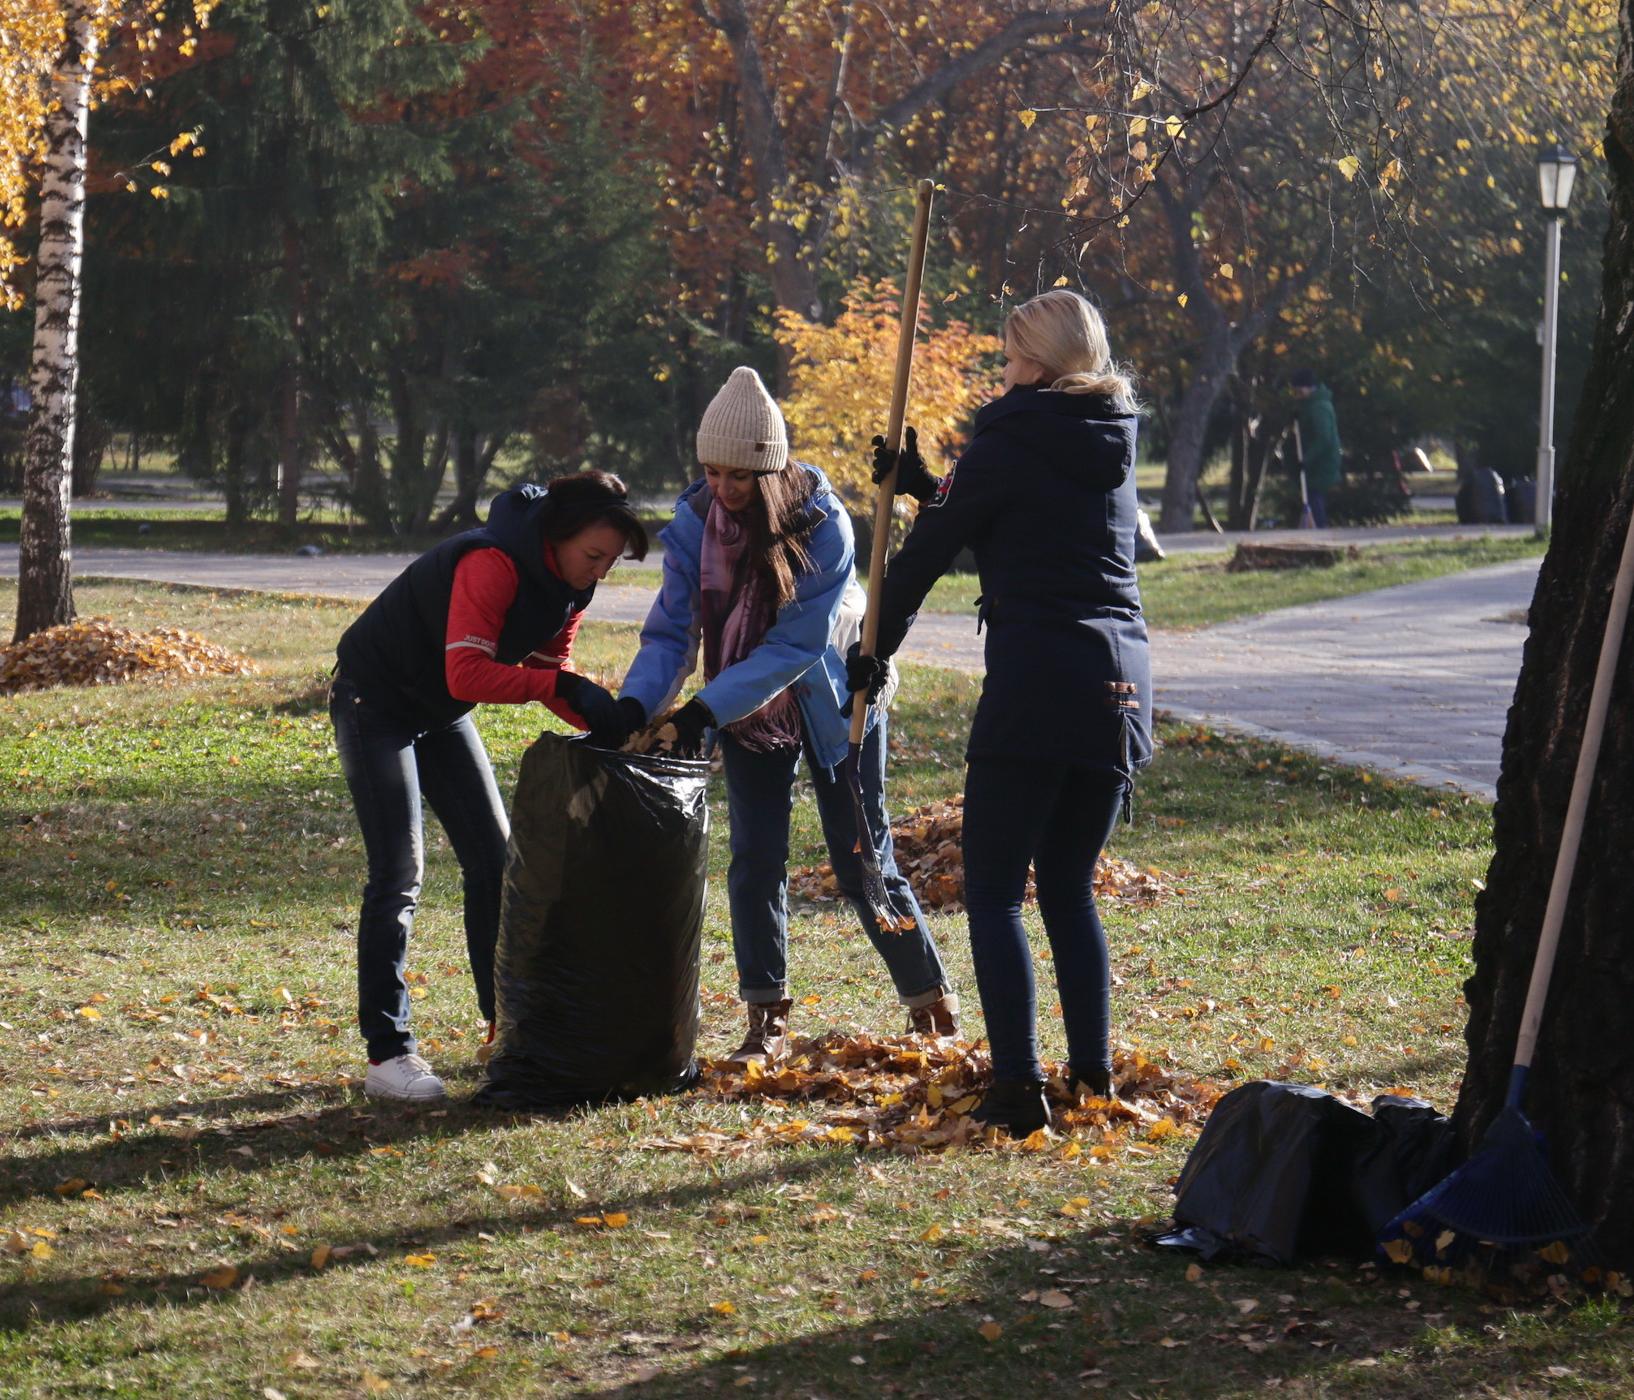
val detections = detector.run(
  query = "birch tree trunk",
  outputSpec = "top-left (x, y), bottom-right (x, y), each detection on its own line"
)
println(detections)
top-left (14, 5), bottom-right (97, 643)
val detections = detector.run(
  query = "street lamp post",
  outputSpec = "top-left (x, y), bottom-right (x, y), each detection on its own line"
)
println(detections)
top-left (1535, 143), bottom-right (1578, 538)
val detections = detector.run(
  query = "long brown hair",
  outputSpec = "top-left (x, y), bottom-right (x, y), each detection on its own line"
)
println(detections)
top-left (745, 464), bottom-right (817, 609)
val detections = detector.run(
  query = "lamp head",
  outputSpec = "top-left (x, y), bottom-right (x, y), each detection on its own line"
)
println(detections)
top-left (1537, 143), bottom-right (1578, 214)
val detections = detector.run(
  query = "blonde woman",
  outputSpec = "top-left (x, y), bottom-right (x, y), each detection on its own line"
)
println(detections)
top-left (850, 289), bottom-right (1152, 1134)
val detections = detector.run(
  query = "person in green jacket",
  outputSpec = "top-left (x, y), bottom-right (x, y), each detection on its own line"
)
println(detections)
top-left (1291, 368), bottom-right (1342, 528)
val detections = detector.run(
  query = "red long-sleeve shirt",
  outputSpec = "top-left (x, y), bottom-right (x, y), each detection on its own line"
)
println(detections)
top-left (443, 546), bottom-right (588, 728)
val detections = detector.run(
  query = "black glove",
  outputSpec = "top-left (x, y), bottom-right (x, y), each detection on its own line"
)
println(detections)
top-left (668, 698), bottom-right (714, 758)
top-left (845, 642), bottom-right (890, 707)
top-left (588, 696), bottom-right (647, 750)
top-left (871, 426), bottom-right (939, 504)
top-left (554, 671), bottom-right (621, 735)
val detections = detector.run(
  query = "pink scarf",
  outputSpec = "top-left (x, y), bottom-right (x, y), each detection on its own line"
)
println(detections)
top-left (700, 495), bottom-right (803, 752)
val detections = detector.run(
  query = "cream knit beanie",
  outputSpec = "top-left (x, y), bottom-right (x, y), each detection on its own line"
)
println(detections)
top-left (696, 366), bottom-right (788, 474)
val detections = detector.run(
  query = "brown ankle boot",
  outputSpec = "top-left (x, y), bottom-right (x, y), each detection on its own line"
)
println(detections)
top-left (907, 992), bottom-right (960, 1038)
top-left (727, 999), bottom-right (792, 1066)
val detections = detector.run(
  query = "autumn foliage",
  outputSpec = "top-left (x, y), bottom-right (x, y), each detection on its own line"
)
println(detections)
top-left (777, 280), bottom-right (1001, 510)
top-left (0, 616), bottom-right (255, 693)
top-left (0, 0), bottom-right (216, 307)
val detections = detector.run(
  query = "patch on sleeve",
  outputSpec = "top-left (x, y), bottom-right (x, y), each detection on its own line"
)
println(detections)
top-left (925, 456), bottom-right (957, 509)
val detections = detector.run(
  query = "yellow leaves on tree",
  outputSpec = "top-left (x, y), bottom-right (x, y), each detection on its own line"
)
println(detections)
top-left (0, 0), bottom-right (67, 305)
top-left (776, 278), bottom-right (1001, 512)
top-left (0, 0), bottom-right (218, 307)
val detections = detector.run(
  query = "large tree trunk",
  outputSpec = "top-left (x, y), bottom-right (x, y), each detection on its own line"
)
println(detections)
top-left (1158, 327), bottom-right (1236, 532)
top-left (1454, 5), bottom-right (1634, 1264)
top-left (430, 425), bottom-right (498, 533)
top-left (14, 6), bottom-right (97, 643)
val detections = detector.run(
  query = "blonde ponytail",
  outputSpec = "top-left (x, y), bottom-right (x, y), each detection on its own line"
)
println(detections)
top-left (1005, 289), bottom-right (1138, 413)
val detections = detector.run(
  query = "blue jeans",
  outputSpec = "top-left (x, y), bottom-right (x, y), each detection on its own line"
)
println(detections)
top-left (330, 676), bottom-right (509, 1061)
top-left (962, 758), bottom-right (1127, 1083)
top-left (1307, 490), bottom-right (1329, 528)
top-left (720, 714), bottom-right (949, 1008)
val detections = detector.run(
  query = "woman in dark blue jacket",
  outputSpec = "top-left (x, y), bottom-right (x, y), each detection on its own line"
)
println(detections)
top-left (853, 289), bottom-right (1152, 1134)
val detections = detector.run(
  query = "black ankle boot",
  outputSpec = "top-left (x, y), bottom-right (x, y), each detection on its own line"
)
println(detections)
top-left (1068, 1063), bottom-right (1114, 1099)
top-left (971, 1079), bottom-right (1051, 1136)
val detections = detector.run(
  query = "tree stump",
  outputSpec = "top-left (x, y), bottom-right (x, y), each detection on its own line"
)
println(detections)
top-left (1225, 540), bottom-right (1360, 572)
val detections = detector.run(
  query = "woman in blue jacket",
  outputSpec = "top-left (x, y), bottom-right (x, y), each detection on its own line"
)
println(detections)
top-left (852, 290), bottom-right (1152, 1135)
top-left (614, 366), bottom-right (958, 1065)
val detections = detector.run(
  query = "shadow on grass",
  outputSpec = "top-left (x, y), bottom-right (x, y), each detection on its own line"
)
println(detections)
top-left (1, 1066), bottom-right (625, 1208)
top-left (2, 1081), bottom-right (359, 1144)
top-left (578, 1229), bottom-right (1492, 1399)
top-left (0, 1110), bottom-right (845, 1333)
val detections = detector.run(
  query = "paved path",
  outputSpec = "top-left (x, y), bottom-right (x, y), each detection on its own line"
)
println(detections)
top-left (1, 545), bottom-right (1537, 800)
top-left (1151, 559), bottom-right (1536, 800)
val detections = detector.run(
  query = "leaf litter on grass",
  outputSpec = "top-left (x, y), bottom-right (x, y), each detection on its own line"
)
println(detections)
top-left (790, 793), bottom-right (1178, 912)
top-left (634, 1033), bottom-right (1225, 1158)
top-left (0, 618), bottom-right (256, 694)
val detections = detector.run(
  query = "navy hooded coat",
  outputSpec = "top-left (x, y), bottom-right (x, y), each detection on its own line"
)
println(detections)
top-left (874, 384), bottom-right (1152, 779)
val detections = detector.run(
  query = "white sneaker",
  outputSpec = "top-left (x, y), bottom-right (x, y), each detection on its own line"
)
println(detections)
top-left (364, 1053), bottom-right (446, 1102)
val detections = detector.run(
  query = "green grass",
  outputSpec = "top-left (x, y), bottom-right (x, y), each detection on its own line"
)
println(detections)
top-left (880, 535), bottom-right (1545, 630)
top-left (1, 581), bottom-right (1627, 1397)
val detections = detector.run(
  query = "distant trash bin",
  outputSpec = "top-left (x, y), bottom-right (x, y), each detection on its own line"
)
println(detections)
top-left (1455, 469), bottom-right (1508, 525)
top-left (1504, 476), bottom-right (1537, 525)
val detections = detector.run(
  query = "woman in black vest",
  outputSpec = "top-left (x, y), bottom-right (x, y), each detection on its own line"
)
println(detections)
top-left (331, 471), bottom-right (648, 1102)
top-left (851, 289), bottom-right (1152, 1135)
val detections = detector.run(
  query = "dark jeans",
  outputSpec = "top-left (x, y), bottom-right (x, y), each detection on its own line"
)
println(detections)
top-left (720, 714), bottom-right (949, 1007)
top-left (962, 757), bottom-right (1127, 1083)
top-left (1307, 490), bottom-right (1329, 528)
top-left (330, 676), bottom-right (509, 1061)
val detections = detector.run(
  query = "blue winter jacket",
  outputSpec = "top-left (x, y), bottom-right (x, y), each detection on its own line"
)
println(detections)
top-left (619, 463), bottom-right (872, 773)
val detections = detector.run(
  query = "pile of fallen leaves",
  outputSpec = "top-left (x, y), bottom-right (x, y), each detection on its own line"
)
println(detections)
top-left (637, 1033), bottom-right (1225, 1159)
top-left (0, 618), bottom-right (256, 695)
top-left (791, 793), bottom-right (1177, 912)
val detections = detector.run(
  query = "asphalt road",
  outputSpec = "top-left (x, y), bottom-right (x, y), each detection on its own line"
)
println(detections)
top-left (2, 545), bottom-right (1538, 799)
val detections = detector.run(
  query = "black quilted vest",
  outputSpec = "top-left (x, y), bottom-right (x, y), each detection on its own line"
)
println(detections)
top-left (335, 484), bottom-right (593, 731)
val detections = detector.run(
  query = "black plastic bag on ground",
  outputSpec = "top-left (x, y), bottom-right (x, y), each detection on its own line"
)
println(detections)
top-left (474, 733), bottom-right (710, 1110)
top-left (1153, 1081), bottom-right (1456, 1264)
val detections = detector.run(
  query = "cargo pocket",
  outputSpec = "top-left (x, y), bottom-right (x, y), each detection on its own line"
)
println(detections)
top-left (1104, 680), bottom-right (1141, 824)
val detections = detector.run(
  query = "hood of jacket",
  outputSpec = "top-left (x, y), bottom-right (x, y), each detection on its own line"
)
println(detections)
top-left (974, 385), bottom-right (1138, 485)
top-left (477, 480), bottom-right (594, 601)
top-left (483, 483), bottom-right (560, 593)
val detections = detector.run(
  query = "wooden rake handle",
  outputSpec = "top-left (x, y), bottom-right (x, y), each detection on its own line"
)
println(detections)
top-left (849, 179), bottom-right (935, 747)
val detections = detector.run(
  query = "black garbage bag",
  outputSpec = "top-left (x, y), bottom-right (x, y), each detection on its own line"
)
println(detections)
top-left (474, 733), bottom-right (710, 1110)
top-left (1153, 1081), bottom-right (1456, 1265)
